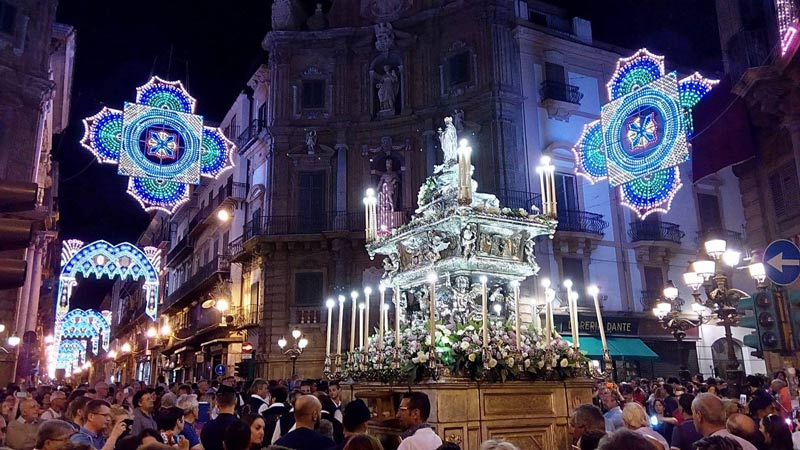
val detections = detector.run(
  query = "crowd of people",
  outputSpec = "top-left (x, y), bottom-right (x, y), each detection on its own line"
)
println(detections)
top-left (0, 372), bottom-right (795, 450)
top-left (573, 372), bottom-right (799, 450)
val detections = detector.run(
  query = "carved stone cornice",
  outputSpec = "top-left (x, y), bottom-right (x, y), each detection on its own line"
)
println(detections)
top-left (550, 232), bottom-right (601, 258)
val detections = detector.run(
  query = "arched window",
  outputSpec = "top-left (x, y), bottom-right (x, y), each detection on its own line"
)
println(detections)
top-left (711, 338), bottom-right (744, 379)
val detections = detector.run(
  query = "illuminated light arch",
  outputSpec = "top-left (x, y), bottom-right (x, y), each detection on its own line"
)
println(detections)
top-left (54, 240), bottom-right (160, 372)
top-left (79, 76), bottom-right (236, 214)
top-left (572, 48), bottom-right (716, 218)
top-left (57, 339), bottom-right (88, 374)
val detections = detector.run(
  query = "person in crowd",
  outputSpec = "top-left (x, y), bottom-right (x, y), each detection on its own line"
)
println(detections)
top-left (94, 383), bottom-right (111, 403)
top-left (596, 429), bottom-right (653, 450)
top-left (600, 390), bottom-right (623, 433)
top-left (176, 394), bottom-right (202, 450)
top-left (131, 390), bottom-right (157, 436)
top-left (299, 382), bottom-right (313, 396)
top-left (42, 391), bottom-right (68, 420)
top-left (71, 400), bottom-right (127, 450)
top-left (342, 434), bottom-right (384, 450)
top-left (36, 419), bottom-right (76, 450)
top-left (264, 385), bottom-right (293, 445)
top-left (220, 420), bottom-right (250, 450)
top-left (7, 398), bottom-right (43, 450)
top-left (243, 414), bottom-right (266, 450)
top-left (578, 430), bottom-right (605, 450)
top-left (200, 386), bottom-right (240, 450)
top-left (395, 392), bottom-right (442, 450)
top-left (651, 398), bottom-right (677, 445)
top-left (569, 404), bottom-right (605, 448)
top-left (155, 406), bottom-right (185, 447)
top-left (747, 393), bottom-right (775, 422)
top-left (759, 414), bottom-right (793, 450)
top-left (274, 395), bottom-right (335, 450)
top-left (726, 413), bottom-right (765, 450)
top-left (139, 429), bottom-right (163, 446)
top-left (328, 382), bottom-right (343, 424)
top-left (691, 393), bottom-right (757, 450)
top-left (65, 396), bottom-right (90, 430)
top-left (196, 381), bottom-right (213, 397)
top-left (247, 380), bottom-right (269, 416)
top-left (693, 436), bottom-right (744, 450)
top-left (621, 402), bottom-right (669, 450)
top-left (178, 385), bottom-right (192, 396)
top-left (769, 380), bottom-right (791, 416)
top-left (317, 393), bottom-right (343, 443)
top-left (325, 398), bottom-right (371, 450)
top-left (671, 393), bottom-right (703, 450)
top-left (160, 393), bottom-right (178, 411)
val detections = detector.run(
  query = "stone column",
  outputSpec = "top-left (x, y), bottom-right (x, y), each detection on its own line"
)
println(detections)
top-left (24, 233), bottom-right (47, 333)
top-left (15, 244), bottom-right (35, 335)
top-left (335, 138), bottom-right (348, 213)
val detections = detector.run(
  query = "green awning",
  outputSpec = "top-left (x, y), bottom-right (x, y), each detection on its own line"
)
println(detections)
top-left (563, 337), bottom-right (659, 360)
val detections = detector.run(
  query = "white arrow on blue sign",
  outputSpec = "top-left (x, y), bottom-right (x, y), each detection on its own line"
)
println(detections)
top-left (214, 364), bottom-right (226, 376)
top-left (763, 239), bottom-right (800, 286)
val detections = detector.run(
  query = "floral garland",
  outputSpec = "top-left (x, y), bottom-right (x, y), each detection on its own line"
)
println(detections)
top-left (344, 319), bottom-right (589, 384)
top-left (417, 177), bottom-right (438, 207)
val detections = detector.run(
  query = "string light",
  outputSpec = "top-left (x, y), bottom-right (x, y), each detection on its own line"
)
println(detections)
top-left (606, 48), bottom-right (665, 100)
top-left (678, 73), bottom-right (719, 134)
top-left (619, 167), bottom-right (683, 219)
top-left (135, 76), bottom-right (197, 113)
top-left (80, 107), bottom-right (124, 164)
top-left (127, 177), bottom-right (190, 214)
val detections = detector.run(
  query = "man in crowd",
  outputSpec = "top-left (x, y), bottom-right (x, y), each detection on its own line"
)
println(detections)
top-left (70, 400), bottom-right (127, 450)
top-left (94, 383), bottom-right (110, 403)
top-left (265, 384), bottom-right (294, 444)
top-left (200, 385), bottom-right (240, 450)
top-left (747, 392), bottom-right (776, 421)
top-left (569, 404), bottom-right (606, 448)
top-left (692, 393), bottom-right (757, 450)
top-left (299, 381), bottom-right (313, 395)
top-left (329, 381), bottom-right (344, 423)
top-left (671, 393), bottom-right (703, 450)
top-left (130, 389), bottom-right (157, 436)
top-left (247, 379), bottom-right (269, 415)
top-left (7, 398), bottom-right (42, 450)
top-left (726, 413), bottom-right (766, 450)
top-left (326, 399), bottom-right (370, 450)
top-left (40, 391), bottom-right (67, 420)
top-left (600, 389), bottom-right (623, 433)
top-left (396, 392), bottom-right (442, 450)
top-left (274, 395), bottom-right (335, 450)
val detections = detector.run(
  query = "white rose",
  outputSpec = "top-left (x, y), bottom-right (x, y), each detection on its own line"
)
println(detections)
top-left (456, 329), bottom-right (465, 336)
top-left (524, 359), bottom-right (532, 368)
top-left (560, 358), bottom-right (569, 368)
top-left (468, 353), bottom-right (477, 362)
top-left (460, 341), bottom-right (470, 351)
top-left (506, 357), bottom-right (515, 366)
top-left (412, 357), bottom-right (419, 364)
top-left (417, 352), bottom-right (429, 363)
top-left (488, 358), bottom-right (498, 368)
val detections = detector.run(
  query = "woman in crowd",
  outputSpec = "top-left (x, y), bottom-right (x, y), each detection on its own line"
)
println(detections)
top-left (760, 414), bottom-right (793, 450)
top-left (651, 398), bottom-right (677, 445)
top-left (343, 434), bottom-right (385, 450)
top-left (621, 402), bottom-right (669, 450)
top-left (243, 414), bottom-right (266, 450)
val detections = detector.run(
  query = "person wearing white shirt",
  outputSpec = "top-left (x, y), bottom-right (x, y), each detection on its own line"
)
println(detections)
top-left (396, 392), bottom-right (442, 450)
top-left (692, 393), bottom-right (758, 450)
top-left (40, 391), bottom-right (67, 420)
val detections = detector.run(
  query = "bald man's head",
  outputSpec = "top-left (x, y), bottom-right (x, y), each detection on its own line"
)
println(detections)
top-left (726, 413), bottom-right (758, 441)
top-left (294, 395), bottom-right (321, 428)
top-left (693, 393), bottom-right (727, 437)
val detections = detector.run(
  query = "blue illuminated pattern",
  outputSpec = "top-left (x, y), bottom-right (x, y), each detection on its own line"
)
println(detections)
top-left (60, 308), bottom-right (111, 355)
top-left (80, 76), bottom-right (236, 214)
top-left (57, 339), bottom-right (87, 369)
top-left (571, 49), bottom-right (715, 218)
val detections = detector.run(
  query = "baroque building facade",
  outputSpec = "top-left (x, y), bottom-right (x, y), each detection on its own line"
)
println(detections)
top-left (105, 0), bottom-right (767, 383)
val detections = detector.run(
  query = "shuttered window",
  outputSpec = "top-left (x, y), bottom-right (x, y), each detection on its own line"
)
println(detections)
top-left (295, 272), bottom-right (323, 306)
top-left (697, 193), bottom-right (723, 233)
top-left (769, 162), bottom-right (800, 220)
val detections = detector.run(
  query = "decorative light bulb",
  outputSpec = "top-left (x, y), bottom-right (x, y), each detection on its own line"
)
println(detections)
top-left (479, 275), bottom-right (488, 284)
top-left (541, 278), bottom-right (551, 288)
top-left (121, 342), bottom-right (132, 353)
top-left (278, 337), bottom-right (287, 349)
top-left (291, 328), bottom-right (302, 340)
top-left (748, 263), bottom-right (767, 283)
top-left (563, 279), bottom-right (573, 289)
top-left (364, 287), bottom-right (372, 296)
top-left (587, 285), bottom-right (599, 297)
top-left (217, 209), bottom-right (230, 222)
top-left (326, 298), bottom-right (336, 309)
top-left (216, 298), bottom-right (229, 312)
top-left (427, 272), bottom-right (438, 283)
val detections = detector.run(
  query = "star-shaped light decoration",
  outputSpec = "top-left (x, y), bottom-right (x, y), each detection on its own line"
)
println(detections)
top-left (571, 49), bottom-right (717, 219)
top-left (80, 76), bottom-right (236, 214)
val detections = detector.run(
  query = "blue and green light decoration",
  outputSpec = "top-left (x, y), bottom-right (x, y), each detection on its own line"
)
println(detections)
top-left (80, 76), bottom-right (235, 214)
top-left (572, 49), bottom-right (717, 219)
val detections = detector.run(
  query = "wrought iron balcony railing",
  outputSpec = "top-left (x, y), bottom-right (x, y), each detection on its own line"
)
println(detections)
top-left (165, 254), bottom-right (230, 308)
top-left (539, 80), bottom-right (584, 105)
top-left (628, 221), bottom-right (685, 244)
top-left (165, 234), bottom-right (193, 267)
top-left (496, 189), bottom-right (543, 214)
top-left (236, 119), bottom-right (266, 150)
top-left (556, 210), bottom-right (608, 235)
top-left (187, 181), bottom-right (247, 234)
top-left (230, 305), bottom-right (263, 328)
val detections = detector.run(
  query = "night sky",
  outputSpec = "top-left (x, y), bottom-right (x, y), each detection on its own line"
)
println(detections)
top-left (54, 0), bottom-right (721, 309)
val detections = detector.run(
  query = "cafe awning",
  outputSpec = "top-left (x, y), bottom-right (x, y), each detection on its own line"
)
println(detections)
top-left (564, 337), bottom-right (659, 360)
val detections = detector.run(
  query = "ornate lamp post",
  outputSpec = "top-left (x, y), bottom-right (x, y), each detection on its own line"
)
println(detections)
top-left (653, 280), bottom-right (711, 372)
top-left (278, 328), bottom-right (308, 378)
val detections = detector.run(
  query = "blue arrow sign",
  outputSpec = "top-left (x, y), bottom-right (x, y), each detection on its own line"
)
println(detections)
top-left (764, 239), bottom-right (800, 285)
top-left (214, 364), bottom-right (226, 376)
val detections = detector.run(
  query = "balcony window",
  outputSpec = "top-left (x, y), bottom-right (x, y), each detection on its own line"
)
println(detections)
top-left (447, 52), bottom-right (471, 86)
top-left (769, 161), bottom-right (800, 222)
top-left (0, 2), bottom-right (15, 35)
top-left (257, 103), bottom-right (267, 130)
top-left (294, 272), bottom-right (323, 306)
top-left (554, 172), bottom-right (579, 212)
top-left (697, 193), bottom-right (722, 233)
top-left (302, 80), bottom-right (326, 109)
top-left (297, 171), bottom-right (326, 233)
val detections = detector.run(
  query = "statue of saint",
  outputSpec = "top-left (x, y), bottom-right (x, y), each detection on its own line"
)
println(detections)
top-left (377, 159), bottom-right (399, 213)
top-left (438, 116), bottom-right (458, 163)
top-left (376, 65), bottom-right (399, 112)
top-left (305, 129), bottom-right (317, 154)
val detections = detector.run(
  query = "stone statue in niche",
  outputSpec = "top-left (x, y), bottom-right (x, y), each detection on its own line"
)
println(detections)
top-left (305, 130), bottom-right (317, 154)
top-left (272, 0), bottom-right (304, 31)
top-left (377, 158), bottom-right (399, 216)
top-left (306, 3), bottom-right (327, 30)
top-left (375, 65), bottom-right (399, 115)
top-left (460, 224), bottom-right (477, 259)
top-left (438, 116), bottom-right (458, 164)
top-left (374, 22), bottom-right (395, 53)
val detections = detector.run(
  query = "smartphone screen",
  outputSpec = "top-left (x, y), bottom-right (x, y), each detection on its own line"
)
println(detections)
top-left (739, 394), bottom-right (747, 404)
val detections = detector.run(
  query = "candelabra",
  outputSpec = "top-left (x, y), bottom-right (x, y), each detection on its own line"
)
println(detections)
top-left (278, 328), bottom-right (308, 378)
top-left (653, 280), bottom-right (712, 371)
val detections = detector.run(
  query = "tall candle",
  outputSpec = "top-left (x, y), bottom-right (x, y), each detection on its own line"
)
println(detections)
top-left (480, 275), bottom-right (488, 348)
top-left (545, 295), bottom-right (552, 348)
top-left (512, 281), bottom-right (521, 349)
top-left (538, 168), bottom-right (547, 215)
top-left (358, 303), bottom-right (365, 349)
top-left (548, 168), bottom-right (557, 216)
top-left (394, 288), bottom-right (401, 349)
top-left (350, 291), bottom-right (358, 352)
top-left (336, 295), bottom-right (344, 355)
top-left (589, 287), bottom-right (607, 353)
top-left (378, 286), bottom-right (385, 350)
top-left (325, 298), bottom-right (335, 357)
top-left (427, 273), bottom-right (437, 357)
top-left (364, 287), bottom-right (372, 348)
top-left (383, 303), bottom-right (389, 340)
top-left (363, 194), bottom-right (371, 241)
top-left (532, 298), bottom-right (542, 331)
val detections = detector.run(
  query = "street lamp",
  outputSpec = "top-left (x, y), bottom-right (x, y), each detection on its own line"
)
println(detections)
top-left (652, 280), bottom-right (710, 371)
top-left (121, 342), bottom-right (132, 353)
top-left (278, 328), bottom-right (308, 378)
top-left (7, 335), bottom-right (19, 347)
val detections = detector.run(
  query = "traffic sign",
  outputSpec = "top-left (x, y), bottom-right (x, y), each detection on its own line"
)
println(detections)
top-left (214, 364), bottom-right (226, 376)
top-left (764, 239), bottom-right (800, 285)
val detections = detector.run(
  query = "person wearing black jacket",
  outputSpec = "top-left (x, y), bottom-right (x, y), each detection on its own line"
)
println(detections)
top-left (246, 380), bottom-right (269, 416)
top-left (262, 385), bottom-right (293, 445)
top-left (200, 386), bottom-right (240, 450)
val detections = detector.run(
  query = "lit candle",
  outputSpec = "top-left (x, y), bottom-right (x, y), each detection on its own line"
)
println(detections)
top-left (542, 279), bottom-right (552, 347)
top-left (457, 140), bottom-right (472, 204)
top-left (350, 291), bottom-right (358, 352)
top-left (538, 166), bottom-right (547, 215)
top-left (548, 164), bottom-right (557, 216)
top-left (564, 280), bottom-right (579, 349)
top-left (532, 298), bottom-right (542, 331)
top-left (383, 303), bottom-right (390, 341)
top-left (325, 298), bottom-right (335, 357)
top-left (480, 275), bottom-right (488, 348)
top-left (589, 286), bottom-right (607, 354)
top-left (359, 302), bottom-right (365, 349)
top-left (512, 280), bottom-right (521, 349)
top-left (394, 287), bottom-right (401, 349)
top-left (336, 295), bottom-right (345, 355)
top-left (427, 273), bottom-right (438, 359)
top-left (363, 194), bottom-right (371, 241)
top-left (378, 284), bottom-right (386, 350)
top-left (364, 287), bottom-right (372, 348)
